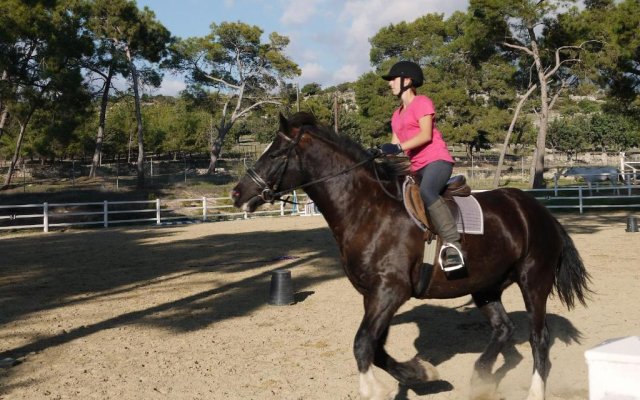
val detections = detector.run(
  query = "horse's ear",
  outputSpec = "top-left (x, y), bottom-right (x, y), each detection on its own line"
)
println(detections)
top-left (279, 113), bottom-right (289, 135)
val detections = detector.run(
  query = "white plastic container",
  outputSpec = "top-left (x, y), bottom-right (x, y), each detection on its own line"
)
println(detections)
top-left (584, 336), bottom-right (640, 400)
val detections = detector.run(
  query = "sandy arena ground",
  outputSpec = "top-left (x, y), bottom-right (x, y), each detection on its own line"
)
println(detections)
top-left (0, 211), bottom-right (639, 399)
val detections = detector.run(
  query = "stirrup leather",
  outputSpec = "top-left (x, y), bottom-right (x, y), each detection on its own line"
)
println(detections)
top-left (438, 243), bottom-right (465, 272)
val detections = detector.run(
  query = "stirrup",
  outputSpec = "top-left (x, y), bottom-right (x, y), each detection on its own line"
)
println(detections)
top-left (438, 243), bottom-right (465, 272)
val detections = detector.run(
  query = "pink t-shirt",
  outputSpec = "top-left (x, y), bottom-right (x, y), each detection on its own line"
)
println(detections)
top-left (391, 95), bottom-right (454, 172)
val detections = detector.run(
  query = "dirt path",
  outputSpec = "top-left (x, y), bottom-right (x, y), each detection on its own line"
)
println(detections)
top-left (1, 212), bottom-right (638, 399)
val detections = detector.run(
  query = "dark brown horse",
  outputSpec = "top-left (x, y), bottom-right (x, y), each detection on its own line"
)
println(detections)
top-left (231, 113), bottom-right (590, 400)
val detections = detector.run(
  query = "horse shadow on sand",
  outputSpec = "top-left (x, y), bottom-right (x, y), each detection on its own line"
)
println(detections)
top-left (388, 302), bottom-right (582, 399)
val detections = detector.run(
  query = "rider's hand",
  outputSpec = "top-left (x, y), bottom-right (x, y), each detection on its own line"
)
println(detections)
top-left (379, 143), bottom-right (403, 155)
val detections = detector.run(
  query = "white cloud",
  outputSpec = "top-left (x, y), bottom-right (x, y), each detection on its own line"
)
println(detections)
top-left (300, 62), bottom-right (329, 85)
top-left (149, 78), bottom-right (186, 97)
top-left (331, 63), bottom-right (360, 85)
top-left (286, 0), bottom-right (468, 87)
top-left (326, 0), bottom-right (468, 83)
top-left (280, 0), bottom-right (319, 25)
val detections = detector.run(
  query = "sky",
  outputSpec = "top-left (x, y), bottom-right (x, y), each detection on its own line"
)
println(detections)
top-left (135, 0), bottom-right (470, 96)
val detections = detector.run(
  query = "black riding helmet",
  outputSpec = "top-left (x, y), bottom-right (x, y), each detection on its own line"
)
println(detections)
top-left (381, 61), bottom-right (424, 88)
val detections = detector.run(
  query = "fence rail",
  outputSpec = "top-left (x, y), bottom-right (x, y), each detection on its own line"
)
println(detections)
top-left (1, 185), bottom-right (639, 233)
top-left (529, 184), bottom-right (640, 213)
top-left (0, 191), bottom-right (318, 233)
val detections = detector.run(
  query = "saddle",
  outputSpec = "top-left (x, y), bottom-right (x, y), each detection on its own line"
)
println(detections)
top-left (403, 174), bottom-right (471, 242)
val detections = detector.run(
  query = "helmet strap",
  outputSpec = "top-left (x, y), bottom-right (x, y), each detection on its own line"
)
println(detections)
top-left (397, 77), bottom-right (412, 98)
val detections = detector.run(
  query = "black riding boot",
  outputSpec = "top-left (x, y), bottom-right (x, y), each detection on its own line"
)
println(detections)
top-left (427, 197), bottom-right (465, 272)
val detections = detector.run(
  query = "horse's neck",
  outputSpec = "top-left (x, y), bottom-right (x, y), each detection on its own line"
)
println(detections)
top-left (302, 157), bottom-right (399, 237)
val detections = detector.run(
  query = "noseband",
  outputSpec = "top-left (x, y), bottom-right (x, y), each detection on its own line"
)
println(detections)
top-left (246, 131), bottom-right (300, 203)
top-left (245, 128), bottom-right (376, 203)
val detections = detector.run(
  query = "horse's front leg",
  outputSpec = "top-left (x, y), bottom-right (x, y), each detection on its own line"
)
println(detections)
top-left (354, 282), bottom-right (440, 399)
top-left (354, 290), bottom-right (407, 400)
top-left (374, 326), bottom-right (440, 386)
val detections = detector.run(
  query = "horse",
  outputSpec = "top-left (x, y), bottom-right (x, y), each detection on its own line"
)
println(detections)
top-left (562, 166), bottom-right (620, 196)
top-left (231, 113), bottom-right (590, 400)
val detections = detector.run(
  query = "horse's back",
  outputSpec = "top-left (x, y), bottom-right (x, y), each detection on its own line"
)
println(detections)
top-left (474, 187), bottom-right (560, 235)
top-left (424, 187), bottom-right (561, 298)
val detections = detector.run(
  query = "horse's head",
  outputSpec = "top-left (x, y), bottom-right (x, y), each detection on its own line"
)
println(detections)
top-left (231, 112), bottom-right (315, 212)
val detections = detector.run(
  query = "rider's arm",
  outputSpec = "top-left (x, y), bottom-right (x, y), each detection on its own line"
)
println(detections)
top-left (398, 114), bottom-right (433, 151)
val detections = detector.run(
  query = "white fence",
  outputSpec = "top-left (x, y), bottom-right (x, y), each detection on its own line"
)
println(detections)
top-left (530, 184), bottom-right (640, 214)
top-left (1, 185), bottom-right (639, 233)
top-left (0, 192), bottom-right (317, 233)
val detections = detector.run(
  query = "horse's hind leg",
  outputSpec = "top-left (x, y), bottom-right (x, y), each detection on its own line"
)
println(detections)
top-left (470, 292), bottom-right (516, 399)
top-left (519, 273), bottom-right (553, 400)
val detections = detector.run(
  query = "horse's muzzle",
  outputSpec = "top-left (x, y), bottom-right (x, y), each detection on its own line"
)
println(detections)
top-left (230, 187), bottom-right (244, 208)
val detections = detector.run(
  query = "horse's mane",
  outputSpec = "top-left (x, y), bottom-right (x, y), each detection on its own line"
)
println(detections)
top-left (289, 112), bottom-right (409, 181)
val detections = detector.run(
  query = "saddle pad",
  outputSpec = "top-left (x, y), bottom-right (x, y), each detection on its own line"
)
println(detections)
top-left (453, 195), bottom-right (483, 235)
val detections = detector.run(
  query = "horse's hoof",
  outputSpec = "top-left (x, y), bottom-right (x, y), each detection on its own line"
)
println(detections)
top-left (419, 358), bottom-right (440, 381)
top-left (359, 369), bottom-right (398, 400)
top-left (405, 357), bottom-right (440, 383)
top-left (359, 385), bottom-right (398, 400)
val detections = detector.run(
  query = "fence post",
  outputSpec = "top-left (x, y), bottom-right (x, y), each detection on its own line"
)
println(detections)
top-left (578, 186), bottom-right (583, 214)
top-left (554, 173), bottom-right (559, 197)
top-left (291, 191), bottom-right (298, 214)
top-left (471, 154), bottom-right (474, 181)
top-left (280, 200), bottom-right (285, 216)
top-left (202, 197), bottom-right (207, 221)
top-left (243, 211), bottom-right (247, 220)
top-left (627, 174), bottom-right (632, 196)
top-left (43, 202), bottom-right (49, 233)
top-left (103, 200), bottom-right (108, 228)
top-left (156, 198), bottom-right (161, 225)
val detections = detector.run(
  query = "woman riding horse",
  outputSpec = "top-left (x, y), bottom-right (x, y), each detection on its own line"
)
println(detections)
top-left (379, 60), bottom-right (464, 273)
top-left (231, 112), bottom-right (590, 400)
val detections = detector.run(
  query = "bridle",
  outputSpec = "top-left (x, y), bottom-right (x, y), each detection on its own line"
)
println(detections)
top-left (245, 127), bottom-right (397, 204)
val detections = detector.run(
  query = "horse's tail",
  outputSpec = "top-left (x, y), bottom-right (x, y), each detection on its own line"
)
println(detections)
top-left (554, 221), bottom-right (592, 309)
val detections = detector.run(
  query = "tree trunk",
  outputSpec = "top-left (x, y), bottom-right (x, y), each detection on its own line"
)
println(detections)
top-left (89, 67), bottom-right (114, 178)
top-left (493, 84), bottom-right (537, 188)
top-left (207, 124), bottom-right (229, 173)
top-left (529, 29), bottom-right (551, 189)
top-left (3, 108), bottom-right (34, 189)
top-left (0, 108), bottom-right (8, 142)
top-left (207, 97), bottom-right (234, 174)
top-left (125, 46), bottom-right (145, 188)
top-left (0, 70), bottom-right (9, 142)
top-left (127, 125), bottom-right (134, 164)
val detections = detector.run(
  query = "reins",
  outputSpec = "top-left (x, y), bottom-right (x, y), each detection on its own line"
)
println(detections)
top-left (274, 156), bottom-right (374, 200)
top-left (246, 127), bottom-right (402, 204)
